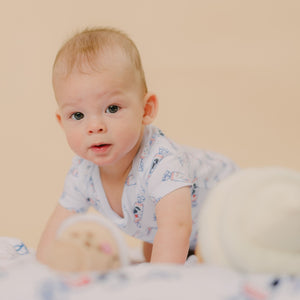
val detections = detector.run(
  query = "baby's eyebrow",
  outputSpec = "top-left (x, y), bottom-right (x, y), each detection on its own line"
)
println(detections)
top-left (59, 89), bottom-right (125, 110)
top-left (96, 89), bottom-right (124, 100)
top-left (60, 105), bottom-right (76, 112)
top-left (60, 100), bottom-right (81, 110)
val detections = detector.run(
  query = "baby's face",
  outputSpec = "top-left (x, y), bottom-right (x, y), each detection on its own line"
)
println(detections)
top-left (54, 50), bottom-right (146, 169)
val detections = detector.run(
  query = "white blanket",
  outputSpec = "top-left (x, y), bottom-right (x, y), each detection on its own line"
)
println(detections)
top-left (1, 237), bottom-right (300, 300)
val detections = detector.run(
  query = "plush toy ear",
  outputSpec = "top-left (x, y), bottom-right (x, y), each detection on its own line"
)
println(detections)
top-left (142, 93), bottom-right (158, 125)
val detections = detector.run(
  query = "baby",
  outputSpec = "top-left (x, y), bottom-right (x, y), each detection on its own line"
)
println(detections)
top-left (37, 27), bottom-right (237, 264)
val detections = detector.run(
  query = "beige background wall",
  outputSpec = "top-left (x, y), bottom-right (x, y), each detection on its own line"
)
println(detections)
top-left (0, 0), bottom-right (299, 249)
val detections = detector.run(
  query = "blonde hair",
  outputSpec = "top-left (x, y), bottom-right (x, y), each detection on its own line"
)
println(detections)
top-left (53, 27), bottom-right (148, 93)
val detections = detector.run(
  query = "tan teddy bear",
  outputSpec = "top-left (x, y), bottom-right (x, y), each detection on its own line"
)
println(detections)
top-left (46, 214), bottom-right (129, 273)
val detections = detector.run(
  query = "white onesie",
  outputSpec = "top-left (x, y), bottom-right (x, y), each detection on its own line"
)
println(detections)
top-left (59, 125), bottom-right (237, 249)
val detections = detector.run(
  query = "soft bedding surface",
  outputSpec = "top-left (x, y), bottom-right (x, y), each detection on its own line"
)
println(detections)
top-left (1, 238), bottom-right (300, 299)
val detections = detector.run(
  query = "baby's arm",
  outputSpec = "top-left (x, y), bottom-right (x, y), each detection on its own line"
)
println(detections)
top-left (150, 186), bottom-right (192, 264)
top-left (36, 204), bottom-right (76, 263)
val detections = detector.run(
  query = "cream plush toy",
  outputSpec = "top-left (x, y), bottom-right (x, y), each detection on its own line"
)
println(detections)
top-left (197, 167), bottom-right (300, 274)
top-left (47, 214), bottom-right (129, 272)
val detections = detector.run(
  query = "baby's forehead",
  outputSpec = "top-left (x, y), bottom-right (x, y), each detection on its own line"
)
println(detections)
top-left (52, 51), bottom-right (145, 100)
top-left (54, 46), bottom-right (134, 77)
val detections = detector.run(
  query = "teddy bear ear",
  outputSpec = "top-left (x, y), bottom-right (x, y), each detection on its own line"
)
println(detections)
top-left (197, 167), bottom-right (300, 275)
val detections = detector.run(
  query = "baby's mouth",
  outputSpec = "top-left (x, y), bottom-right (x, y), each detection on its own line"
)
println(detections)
top-left (90, 143), bottom-right (111, 151)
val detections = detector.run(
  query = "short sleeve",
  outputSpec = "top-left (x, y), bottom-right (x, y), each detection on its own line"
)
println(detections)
top-left (58, 156), bottom-right (91, 213)
top-left (146, 149), bottom-right (192, 201)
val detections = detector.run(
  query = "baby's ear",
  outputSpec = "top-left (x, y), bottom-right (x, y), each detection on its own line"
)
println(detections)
top-left (55, 110), bottom-right (63, 128)
top-left (142, 93), bottom-right (158, 125)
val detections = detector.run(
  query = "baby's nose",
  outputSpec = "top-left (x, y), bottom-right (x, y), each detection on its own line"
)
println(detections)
top-left (87, 119), bottom-right (106, 134)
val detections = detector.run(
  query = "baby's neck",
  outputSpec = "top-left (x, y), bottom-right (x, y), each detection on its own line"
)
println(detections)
top-left (99, 160), bottom-right (132, 183)
top-left (99, 165), bottom-right (132, 219)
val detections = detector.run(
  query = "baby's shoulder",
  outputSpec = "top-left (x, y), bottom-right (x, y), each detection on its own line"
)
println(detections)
top-left (139, 126), bottom-right (180, 160)
top-left (133, 126), bottom-right (186, 176)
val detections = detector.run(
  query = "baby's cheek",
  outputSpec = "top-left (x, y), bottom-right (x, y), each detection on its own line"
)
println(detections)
top-left (66, 132), bottom-right (84, 153)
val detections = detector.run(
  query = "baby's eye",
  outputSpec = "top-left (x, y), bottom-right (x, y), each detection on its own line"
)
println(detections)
top-left (71, 112), bottom-right (84, 120)
top-left (105, 105), bottom-right (120, 114)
